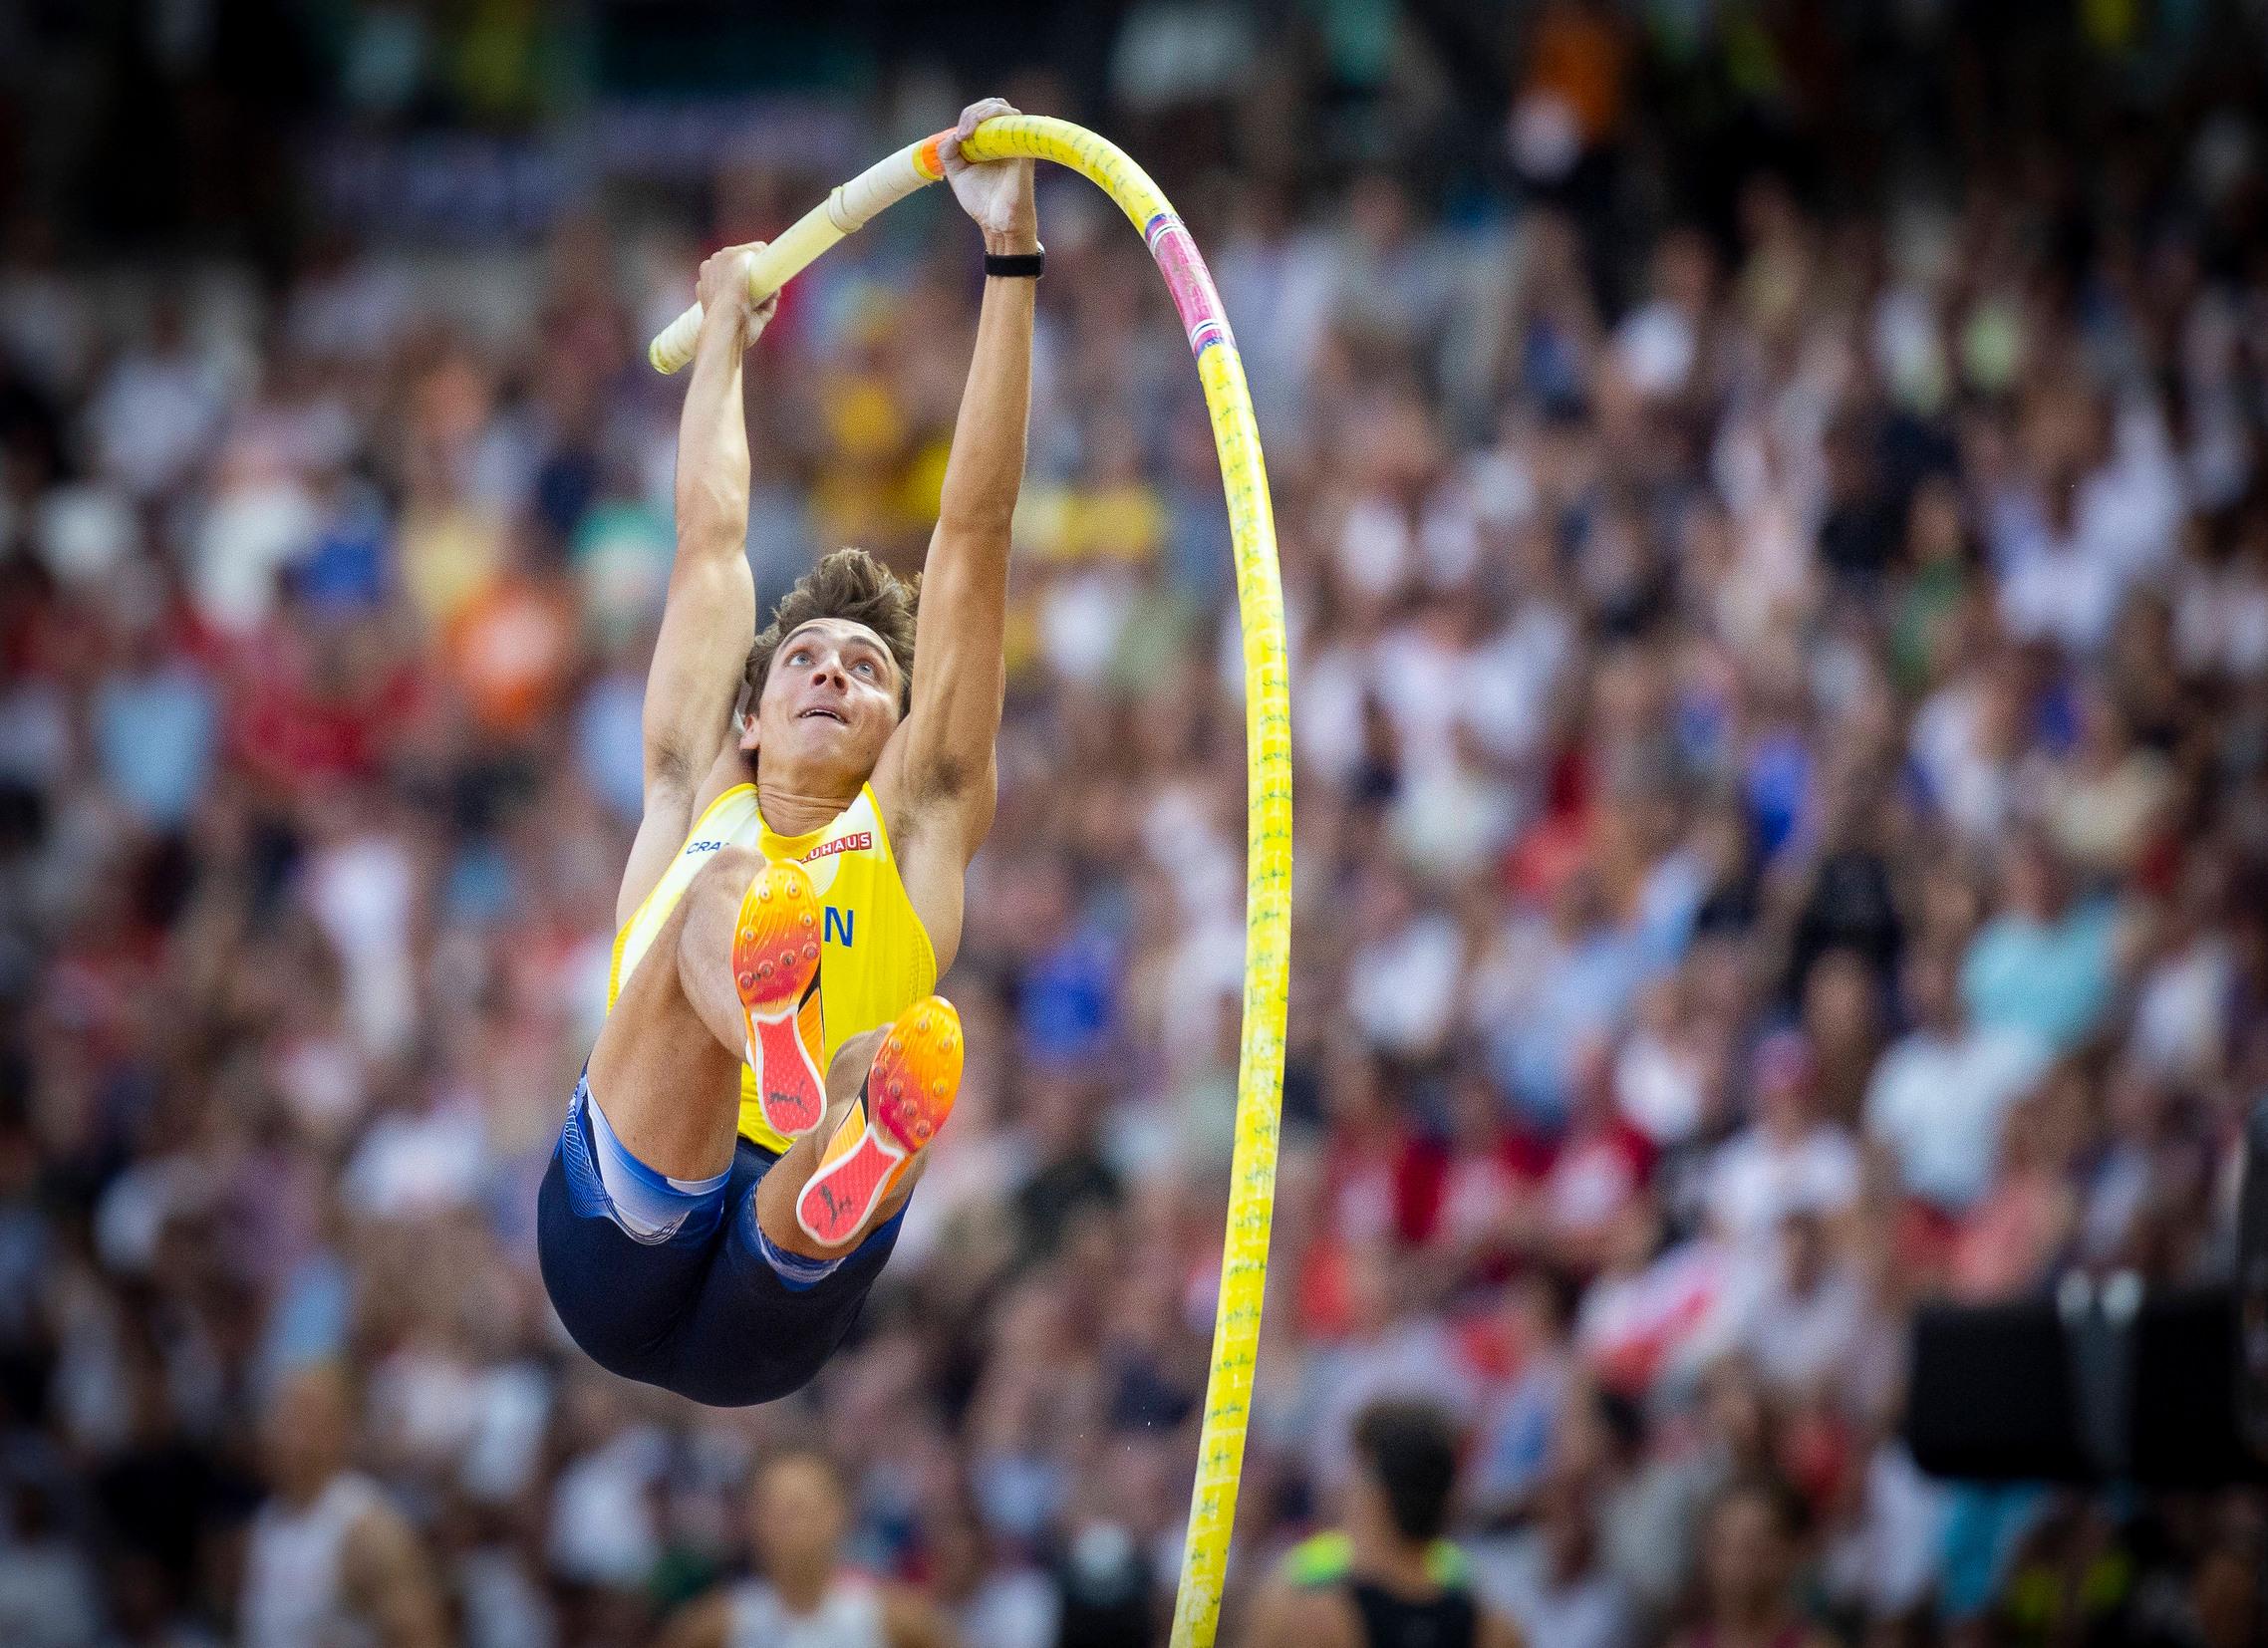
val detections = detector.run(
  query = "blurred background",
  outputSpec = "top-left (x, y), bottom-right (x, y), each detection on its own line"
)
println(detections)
top-left (3, 1), bottom-right (2268, 1644)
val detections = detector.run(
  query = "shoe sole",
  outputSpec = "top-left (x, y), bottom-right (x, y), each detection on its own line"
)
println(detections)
top-left (731, 858), bottom-right (825, 1138)
top-left (795, 995), bottom-right (961, 1246)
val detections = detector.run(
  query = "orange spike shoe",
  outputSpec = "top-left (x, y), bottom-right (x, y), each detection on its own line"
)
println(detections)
top-left (795, 996), bottom-right (961, 1247)
top-left (732, 858), bottom-right (825, 1138)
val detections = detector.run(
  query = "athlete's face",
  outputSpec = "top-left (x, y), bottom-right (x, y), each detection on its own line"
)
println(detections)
top-left (747, 619), bottom-right (903, 787)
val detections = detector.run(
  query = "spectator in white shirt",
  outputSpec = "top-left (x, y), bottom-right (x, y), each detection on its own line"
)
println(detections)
top-left (1705, 1032), bottom-right (1860, 1247)
top-left (86, 299), bottom-right (230, 499)
top-left (1865, 947), bottom-right (2050, 1211)
top-left (1730, 1209), bottom-right (1872, 1398)
top-left (1473, 1475), bottom-right (1637, 1648)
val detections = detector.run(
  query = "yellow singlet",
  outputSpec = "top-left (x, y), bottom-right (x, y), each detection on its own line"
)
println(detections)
top-left (607, 782), bottom-right (938, 1154)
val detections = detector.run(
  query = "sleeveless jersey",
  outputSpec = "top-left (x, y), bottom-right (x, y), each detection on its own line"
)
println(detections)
top-left (726, 1576), bottom-right (888, 1648)
top-left (1346, 1578), bottom-right (1478, 1648)
top-left (1282, 1532), bottom-right (1479, 1648)
top-left (240, 1473), bottom-right (386, 1648)
top-left (609, 782), bottom-right (936, 1154)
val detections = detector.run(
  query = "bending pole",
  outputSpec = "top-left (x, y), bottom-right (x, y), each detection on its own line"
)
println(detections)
top-left (648, 116), bottom-right (1291, 1648)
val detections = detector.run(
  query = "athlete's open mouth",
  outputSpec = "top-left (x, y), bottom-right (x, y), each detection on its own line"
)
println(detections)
top-left (797, 706), bottom-right (847, 724)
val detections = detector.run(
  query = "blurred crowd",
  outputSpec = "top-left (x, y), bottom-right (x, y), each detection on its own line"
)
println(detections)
top-left (5, 2), bottom-right (2268, 1646)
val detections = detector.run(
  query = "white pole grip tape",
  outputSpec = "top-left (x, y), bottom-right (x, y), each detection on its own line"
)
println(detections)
top-left (826, 144), bottom-right (937, 232)
top-left (647, 300), bottom-right (709, 376)
top-left (647, 134), bottom-right (949, 375)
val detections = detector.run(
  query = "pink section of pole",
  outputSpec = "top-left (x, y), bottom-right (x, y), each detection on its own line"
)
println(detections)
top-left (1145, 212), bottom-right (1234, 358)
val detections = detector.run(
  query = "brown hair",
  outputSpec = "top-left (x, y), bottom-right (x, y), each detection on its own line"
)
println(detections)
top-left (1350, 1399), bottom-right (1462, 1543)
top-left (742, 547), bottom-right (920, 714)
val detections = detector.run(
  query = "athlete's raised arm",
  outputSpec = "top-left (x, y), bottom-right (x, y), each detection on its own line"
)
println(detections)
top-left (879, 98), bottom-right (1037, 864)
top-left (617, 246), bottom-right (778, 926)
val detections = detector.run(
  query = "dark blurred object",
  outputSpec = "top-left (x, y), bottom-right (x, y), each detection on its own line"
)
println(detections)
top-left (1906, 1286), bottom-right (2267, 1487)
top-left (1908, 1103), bottom-right (2268, 1485)
top-left (1050, 1519), bottom-right (1154, 1648)
top-left (2239, 1102), bottom-right (2268, 1461)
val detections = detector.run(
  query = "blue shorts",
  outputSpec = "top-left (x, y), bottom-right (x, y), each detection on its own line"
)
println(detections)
top-left (536, 1073), bottom-right (903, 1406)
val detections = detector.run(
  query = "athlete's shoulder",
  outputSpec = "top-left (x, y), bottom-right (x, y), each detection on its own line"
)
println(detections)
top-left (1276, 1531), bottom-right (1473, 1591)
top-left (1427, 1538), bottom-right (1474, 1589)
top-left (1248, 1564), bottom-right (1360, 1648)
top-left (1281, 1531), bottom-right (1352, 1588)
top-left (686, 782), bottom-right (760, 850)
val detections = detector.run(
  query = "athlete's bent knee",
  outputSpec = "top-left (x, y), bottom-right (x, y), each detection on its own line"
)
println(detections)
top-left (685, 842), bottom-right (766, 910)
top-left (676, 844), bottom-right (762, 962)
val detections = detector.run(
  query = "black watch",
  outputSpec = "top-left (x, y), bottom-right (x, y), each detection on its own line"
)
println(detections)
top-left (984, 245), bottom-right (1044, 278)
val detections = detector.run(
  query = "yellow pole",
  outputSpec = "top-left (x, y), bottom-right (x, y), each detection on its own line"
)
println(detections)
top-left (648, 117), bottom-right (1290, 1648)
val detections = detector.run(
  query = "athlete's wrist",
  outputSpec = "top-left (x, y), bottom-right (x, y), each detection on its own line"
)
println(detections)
top-left (694, 307), bottom-right (746, 362)
top-left (983, 225), bottom-right (1041, 258)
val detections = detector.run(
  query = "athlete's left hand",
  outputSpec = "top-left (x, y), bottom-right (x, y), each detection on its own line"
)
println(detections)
top-left (941, 97), bottom-right (1038, 254)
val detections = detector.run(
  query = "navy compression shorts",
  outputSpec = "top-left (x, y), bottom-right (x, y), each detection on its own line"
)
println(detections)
top-left (536, 1071), bottom-right (903, 1406)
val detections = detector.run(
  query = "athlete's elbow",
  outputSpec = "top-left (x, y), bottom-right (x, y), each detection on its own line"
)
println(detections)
top-left (674, 476), bottom-right (750, 547)
top-left (672, 509), bottom-right (747, 566)
top-left (932, 499), bottom-right (1015, 544)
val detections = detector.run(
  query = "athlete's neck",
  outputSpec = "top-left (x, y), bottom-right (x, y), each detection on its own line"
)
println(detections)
top-left (755, 773), bottom-right (860, 838)
top-left (727, 742), bottom-right (859, 838)
top-left (1346, 1525), bottom-right (1436, 1598)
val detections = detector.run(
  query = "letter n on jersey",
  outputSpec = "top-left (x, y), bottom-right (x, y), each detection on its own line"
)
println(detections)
top-left (824, 907), bottom-right (855, 948)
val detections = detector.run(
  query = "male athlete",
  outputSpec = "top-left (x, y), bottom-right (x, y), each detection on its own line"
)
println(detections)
top-left (536, 98), bottom-right (1036, 1406)
top-left (1248, 1401), bottom-right (1522, 1648)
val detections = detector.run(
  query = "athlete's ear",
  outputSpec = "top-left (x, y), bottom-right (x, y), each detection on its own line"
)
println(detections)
top-left (732, 676), bottom-right (760, 751)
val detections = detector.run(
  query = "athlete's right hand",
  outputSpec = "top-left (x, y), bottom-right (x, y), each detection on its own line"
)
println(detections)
top-left (696, 241), bottom-right (781, 354)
